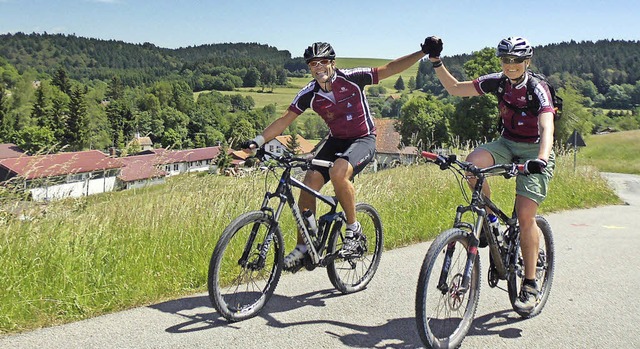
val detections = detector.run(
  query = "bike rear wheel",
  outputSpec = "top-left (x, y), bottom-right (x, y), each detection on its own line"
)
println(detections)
top-left (208, 211), bottom-right (283, 322)
top-left (416, 228), bottom-right (480, 349)
top-left (507, 215), bottom-right (555, 318)
top-left (327, 203), bottom-right (384, 293)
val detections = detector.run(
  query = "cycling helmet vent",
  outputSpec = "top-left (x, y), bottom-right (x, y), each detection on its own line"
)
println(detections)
top-left (496, 37), bottom-right (533, 58)
top-left (304, 42), bottom-right (336, 63)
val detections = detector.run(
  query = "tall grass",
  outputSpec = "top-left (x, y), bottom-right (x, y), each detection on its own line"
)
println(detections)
top-left (0, 153), bottom-right (619, 334)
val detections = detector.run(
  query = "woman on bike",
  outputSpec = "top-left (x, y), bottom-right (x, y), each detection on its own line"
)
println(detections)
top-left (423, 36), bottom-right (555, 312)
top-left (242, 40), bottom-right (428, 270)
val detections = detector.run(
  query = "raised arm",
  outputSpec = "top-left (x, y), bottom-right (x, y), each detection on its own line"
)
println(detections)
top-left (377, 50), bottom-right (427, 81)
top-left (422, 36), bottom-right (480, 97)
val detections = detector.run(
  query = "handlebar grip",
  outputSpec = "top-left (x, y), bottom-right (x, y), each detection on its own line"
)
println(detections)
top-left (421, 151), bottom-right (439, 161)
top-left (310, 159), bottom-right (333, 168)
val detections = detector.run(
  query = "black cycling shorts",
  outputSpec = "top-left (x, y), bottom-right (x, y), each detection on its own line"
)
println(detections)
top-left (311, 135), bottom-right (376, 183)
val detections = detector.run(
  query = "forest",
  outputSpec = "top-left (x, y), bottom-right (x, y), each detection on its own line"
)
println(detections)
top-left (0, 32), bottom-right (639, 155)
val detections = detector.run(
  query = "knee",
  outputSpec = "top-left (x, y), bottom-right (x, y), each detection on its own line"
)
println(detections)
top-left (329, 159), bottom-right (352, 181)
top-left (466, 149), bottom-right (493, 167)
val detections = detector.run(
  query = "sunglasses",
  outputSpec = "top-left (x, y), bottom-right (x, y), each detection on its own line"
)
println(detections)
top-left (308, 59), bottom-right (332, 67)
top-left (501, 56), bottom-right (527, 64)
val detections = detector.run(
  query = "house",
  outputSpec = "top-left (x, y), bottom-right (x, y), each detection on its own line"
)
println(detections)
top-left (128, 135), bottom-right (154, 152)
top-left (372, 118), bottom-right (418, 170)
top-left (0, 150), bottom-right (122, 201)
top-left (117, 154), bottom-right (167, 190)
top-left (117, 146), bottom-right (222, 188)
top-left (0, 143), bottom-right (26, 160)
top-left (264, 135), bottom-right (315, 156)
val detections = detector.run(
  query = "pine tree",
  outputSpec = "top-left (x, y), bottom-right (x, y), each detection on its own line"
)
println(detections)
top-left (66, 87), bottom-right (88, 150)
top-left (394, 76), bottom-right (406, 91)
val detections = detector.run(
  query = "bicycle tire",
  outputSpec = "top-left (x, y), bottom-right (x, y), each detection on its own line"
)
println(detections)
top-left (507, 215), bottom-right (555, 318)
top-left (327, 203), bottom-right (384, 294)
top-left (415, 228), bottom-right (480, 349)
top-left (207, 211), bottom-right (284, 322)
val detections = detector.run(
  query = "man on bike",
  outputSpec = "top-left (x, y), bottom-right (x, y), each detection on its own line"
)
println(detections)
top-left (242, 41), bottom-right (427, 270)
top-left (423, 36), bottom-right (555, 312)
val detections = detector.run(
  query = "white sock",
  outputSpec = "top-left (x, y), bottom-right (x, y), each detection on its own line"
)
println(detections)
top-left (295, 244), bottom-right (307, 253)
top-left (346, 222), bottom-right (360, 237)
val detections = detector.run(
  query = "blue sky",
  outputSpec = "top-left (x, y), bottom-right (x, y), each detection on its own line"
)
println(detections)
top-left (1, 0), bottom-right (638, 59)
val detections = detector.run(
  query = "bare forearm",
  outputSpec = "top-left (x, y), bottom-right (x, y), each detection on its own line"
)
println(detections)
top-left (431, 58), bottom-right (478, 97)
top-left (261, 110), bottom-right (297, 141)
top-left (537, 113), bottom-right (555, 160)
top-left (377, 51), bottom-right (426, 80)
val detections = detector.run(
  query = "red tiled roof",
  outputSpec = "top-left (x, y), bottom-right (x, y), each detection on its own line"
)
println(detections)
top-left (274, 135), bottom-right (315, 154)
top-left (375, 118), bottom-right (417, 155)
top-left (0, 150), bottom-right (122, 180)
top-left (152, 147), bottom-right (221, 164)
top-left (0, 143), bottom-right (26, 159)
top-left (117, 146), bottom-right (222, 182)
top-left (118, 154), bottom-right (167, 182)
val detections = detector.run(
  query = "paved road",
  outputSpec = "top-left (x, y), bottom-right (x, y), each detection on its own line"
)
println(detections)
top-left (2, 174), bottom-right (639, 349)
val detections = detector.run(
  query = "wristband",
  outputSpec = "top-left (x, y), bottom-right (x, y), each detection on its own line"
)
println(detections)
top-left (253, 135), bottom-right (265, 147)
top-left (432, 60), bottom-right (443, 68)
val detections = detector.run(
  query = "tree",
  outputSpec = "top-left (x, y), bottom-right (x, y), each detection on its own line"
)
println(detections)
top-left (449, 95), bottom-right (499, 144)
top-left (0, 85), bottom-right (10, 142)
top-left (394, 76), bottom-right (406, 91)
top-left (14, 125), bottom-right (56, 154)
top-left (106, 76), bottom-right (124, 101)
top-left (555, 85), bottom-right (593, 146)
top-left (52, 67), bottom-right (71, 95)
top-left (66, 86), bottom-right (89, 150)
top-left (243, 67), bottom-right (260, 87)
top-left (397, 95), bottom-right (450, 148)
top-left (408, 76), bottom-right (416, 91)
top-left (216, 142), bottom-right (233, 172)
top-left (463, 47), bottom-right (501, 78)
top-left (31, 83), bottom-right (51, 128)
top-left (286, 122), bottom-right (301, 154)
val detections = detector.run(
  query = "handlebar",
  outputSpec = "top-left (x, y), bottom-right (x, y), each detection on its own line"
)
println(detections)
top-left (256, 148), bottom-right (333, 169)
top-left (421, 151), bottom-right (525, 179)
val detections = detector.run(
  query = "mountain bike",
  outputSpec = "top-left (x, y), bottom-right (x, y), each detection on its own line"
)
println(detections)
top-left (415, 151), bottom-right (555, 349)
top-left (208, 148), bottom-right (384, 322)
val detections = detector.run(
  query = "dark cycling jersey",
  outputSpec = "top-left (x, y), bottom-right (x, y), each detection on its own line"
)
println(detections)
top-left (473, 72), bottom-right (555, 143)
top-left (288, 68), bottom-right (379, 139)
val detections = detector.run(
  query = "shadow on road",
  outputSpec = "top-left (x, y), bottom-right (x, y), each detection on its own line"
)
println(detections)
top-left (468, 309), bottom-right (525, 339)
top-left (149, 289), bottom-right (425, 348)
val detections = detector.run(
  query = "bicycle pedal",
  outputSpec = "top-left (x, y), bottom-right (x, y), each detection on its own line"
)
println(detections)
top-left (284, 263), bottom-right (304, 273)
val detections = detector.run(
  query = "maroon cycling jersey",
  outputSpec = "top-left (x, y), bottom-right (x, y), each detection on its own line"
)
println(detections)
top-left (288, 68), bottom-right (379, 139)
top-left (473, 72), bottom-right (555, 143)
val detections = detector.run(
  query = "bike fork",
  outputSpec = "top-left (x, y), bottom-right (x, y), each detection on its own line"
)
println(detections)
top-left (437, 240), bottom-right (477, 294)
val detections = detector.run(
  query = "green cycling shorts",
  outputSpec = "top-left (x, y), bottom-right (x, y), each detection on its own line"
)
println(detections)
top-left (477, 137), bottom-right (554, 205)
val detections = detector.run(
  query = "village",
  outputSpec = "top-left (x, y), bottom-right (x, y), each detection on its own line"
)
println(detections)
top-left (0, 119), bottom-right (417, 202)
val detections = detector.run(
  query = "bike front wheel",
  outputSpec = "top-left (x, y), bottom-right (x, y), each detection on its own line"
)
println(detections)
top-left (507, 215), bottom-right (555, 318)
top-left (327, 203), bottom-right (384, 293)
top-left (207, 211), bottom-right (284, 322)
top-left (415, 228), bottom-right (480, 349)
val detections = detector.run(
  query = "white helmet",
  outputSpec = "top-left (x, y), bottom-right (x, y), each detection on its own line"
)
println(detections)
top-left (496, 37), bottom-right (533, 58)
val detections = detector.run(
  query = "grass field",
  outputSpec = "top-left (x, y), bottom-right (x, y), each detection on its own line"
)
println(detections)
top-left (578, 129), bottom-right (640, 174)
top-left (0, 144), bottom-right (622, 334)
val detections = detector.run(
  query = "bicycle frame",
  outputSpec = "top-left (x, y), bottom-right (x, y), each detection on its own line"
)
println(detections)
top-left (240, 154), bottom-right (344, 270)
top-left (437, 157), bottom-right (522, 294)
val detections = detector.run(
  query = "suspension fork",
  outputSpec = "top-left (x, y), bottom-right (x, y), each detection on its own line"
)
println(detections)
top-left (238, 181), bottom-right (285, 268)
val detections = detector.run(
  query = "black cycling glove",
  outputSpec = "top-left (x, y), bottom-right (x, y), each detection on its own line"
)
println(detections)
top-left (524, 159), bottom-right (547, 175)
top-left (421, 36), bottom-right (443, 58)
top-left (239, 139), bottom-right (258, 150)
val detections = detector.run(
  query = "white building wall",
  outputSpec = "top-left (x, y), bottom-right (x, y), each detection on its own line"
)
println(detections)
top-left (29, 175), bottom-right (118, 201)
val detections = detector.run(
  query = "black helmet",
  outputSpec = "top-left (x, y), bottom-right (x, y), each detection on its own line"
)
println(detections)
top-left (303, 42), bottom-right (336, 63)
top-left (496, 36), bottom-right (533, 58)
